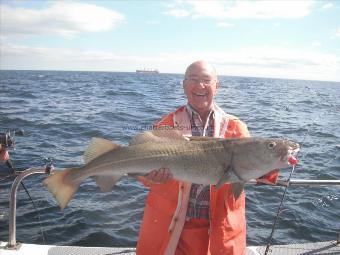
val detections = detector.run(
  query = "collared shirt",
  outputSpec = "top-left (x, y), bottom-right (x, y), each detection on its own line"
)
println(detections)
top-left (185, 104), bottom-right (214, 220)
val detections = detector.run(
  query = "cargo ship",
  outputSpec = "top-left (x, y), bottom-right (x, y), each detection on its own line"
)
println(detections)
top-left (136, 68), bottom-right (159, 74)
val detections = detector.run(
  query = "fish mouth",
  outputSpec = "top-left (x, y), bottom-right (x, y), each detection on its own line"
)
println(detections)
top-left (287, 143), bottom-right (300, 165)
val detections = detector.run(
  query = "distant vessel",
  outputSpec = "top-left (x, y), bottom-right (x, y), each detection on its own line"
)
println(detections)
top-left (136, 68), bottom-right (159, 74)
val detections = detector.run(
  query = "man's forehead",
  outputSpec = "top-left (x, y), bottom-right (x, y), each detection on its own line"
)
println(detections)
top-left (185, 61), bottom-right (217, 78)
top-left (185, 68), bottom-right (216, 78)
top-left (186, 73), bottom-right (214, 78)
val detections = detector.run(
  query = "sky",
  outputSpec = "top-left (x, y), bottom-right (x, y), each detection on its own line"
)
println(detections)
top-left (1, 0), bottom-right (340, 82)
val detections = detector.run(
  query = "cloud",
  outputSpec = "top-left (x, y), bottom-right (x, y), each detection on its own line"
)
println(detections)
top-left (0, 2), bottom-right (125, 37)
top-left (165, 9), bottom-right (190, 18)
top-left (322, 3), bottom-right (333, 9)
top-left (1, 43), bottom-right (339, 82)
top-left (332, 28), bottom-right (340, 39)
top-left (311, 41), bottom-right (321, 48)
top-left (0, 43), bottom-right (164, 71)
top-left (209, 47), bottom-right (340, 82)
top-left (146, 20), bottom-right (160, 25)
top-left (217, 22), bottom-right (235, 28)
top-left (186, 1), bottom-right (228, 19)
top-left (165, 0), bottom-right (315, 20)
top-left (225, 0), bottom-right (314, 19)
top-left (164, 1), bottom-right (225, 19)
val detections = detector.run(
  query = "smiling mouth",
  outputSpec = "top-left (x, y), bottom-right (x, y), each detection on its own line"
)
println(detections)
top-left (193, 92), bottom-right (207, 97)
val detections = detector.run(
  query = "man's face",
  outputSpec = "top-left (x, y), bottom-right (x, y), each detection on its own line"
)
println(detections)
top-left (183, 63), bottom-right (219, 113)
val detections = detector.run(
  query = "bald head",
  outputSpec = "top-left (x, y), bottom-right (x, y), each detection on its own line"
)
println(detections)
top-left (184, 60), bottom-right (217, 79)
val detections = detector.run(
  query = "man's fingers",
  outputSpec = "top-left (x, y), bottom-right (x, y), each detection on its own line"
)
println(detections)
top-left (161, 168), bottom-right (173, 179)
top-left (157, 168), bottom-right (173, 182)
top-left (144, 168), bottom-right (173, 183)
top-left (147, 170), bottom-right (158, 179)
top-left (153, 168), bottom-right (164, 182)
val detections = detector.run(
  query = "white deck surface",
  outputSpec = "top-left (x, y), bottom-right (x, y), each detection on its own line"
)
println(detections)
top-left (1, 240), bottom-right (339, 255)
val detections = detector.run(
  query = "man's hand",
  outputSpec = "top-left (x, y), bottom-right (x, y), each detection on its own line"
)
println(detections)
top-left (138, 167), bottom-right (173, 184)
top-left (0, 145), bottom-right (9, 162)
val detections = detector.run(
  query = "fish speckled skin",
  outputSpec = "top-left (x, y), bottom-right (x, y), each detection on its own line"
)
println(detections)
top-left (43, 132), bottom-right (299, 210)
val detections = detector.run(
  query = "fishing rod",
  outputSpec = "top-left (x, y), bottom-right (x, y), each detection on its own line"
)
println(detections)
top-left (0, 129), bottom-right (46, 244)
top-left (263, 86), bottom-right (339, 254)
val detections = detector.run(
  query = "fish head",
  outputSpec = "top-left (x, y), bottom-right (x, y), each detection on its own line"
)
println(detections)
top-left (253, 138), bottom-right (299, 169)
top-left (267, 138), bottom-right (299, 167)
top-left (233, 138), bottom-right (300, 180)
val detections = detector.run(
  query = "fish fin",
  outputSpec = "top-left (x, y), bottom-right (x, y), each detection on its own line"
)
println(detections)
top-left (231, 182), bottom-right (245, 200)
top-left (216, 165), bottom-right (233, 188)
top-left (83, 137), bottom-right (120, 164)
top-left (189, 137), bottom-right (223, 142)
top-left (94, 175), bottom-right (121, 192)
top-left (216, 163), bottom-right (244, 188)
top-left (43, 168), bottom-right (81, 210)
top-left (130, 129), bottom-right (187, 145)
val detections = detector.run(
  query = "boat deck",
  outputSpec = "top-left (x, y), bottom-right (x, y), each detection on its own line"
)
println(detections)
top-left (1, 240), bottom-right (339, 255)
top-left (247, 240), bottom-right (339, 254)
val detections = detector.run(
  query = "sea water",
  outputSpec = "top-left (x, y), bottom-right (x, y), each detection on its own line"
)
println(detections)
top-left (0, 70), bottom-right (339, 246)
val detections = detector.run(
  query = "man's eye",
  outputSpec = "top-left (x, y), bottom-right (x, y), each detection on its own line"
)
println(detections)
top-left (190, 78), bottom-right (199, 83)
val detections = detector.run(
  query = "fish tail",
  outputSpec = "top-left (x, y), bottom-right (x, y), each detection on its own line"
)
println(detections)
top-left (43, 168), bottom-right (81, 210)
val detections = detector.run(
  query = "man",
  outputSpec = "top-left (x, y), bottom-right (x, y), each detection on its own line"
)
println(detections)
top-left (137, 60), bottom-right (277, 255)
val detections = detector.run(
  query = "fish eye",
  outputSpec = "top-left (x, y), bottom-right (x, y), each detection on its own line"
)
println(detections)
top-left (267, 141), bottom-right (277, 150)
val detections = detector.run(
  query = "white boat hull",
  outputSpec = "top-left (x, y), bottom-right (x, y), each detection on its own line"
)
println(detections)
top-left (1, 240), bottom-right (339, 255)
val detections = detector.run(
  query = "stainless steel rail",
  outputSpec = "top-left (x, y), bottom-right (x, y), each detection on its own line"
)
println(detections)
top-left (248, 179), bottom-right (340, 187)
top-left (277, 179), bottom-right (340, 186)
top-left (5, 167), bottom-right (338, 249)
top-left (7, 166), bottom-right (52, 249)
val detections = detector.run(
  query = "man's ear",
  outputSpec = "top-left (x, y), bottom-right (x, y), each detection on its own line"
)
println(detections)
top-left (216, 80), bottom-right (220, 90)
top-left (213, 80), bottom-right (220, 97)
top-left (182, 80), bottom-right (187, 95)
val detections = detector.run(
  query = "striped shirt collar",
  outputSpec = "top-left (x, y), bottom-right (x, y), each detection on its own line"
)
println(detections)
top-left (186, 103), bottom-right (215, 121)
top-left (186, 103), bottom-right (215, 137)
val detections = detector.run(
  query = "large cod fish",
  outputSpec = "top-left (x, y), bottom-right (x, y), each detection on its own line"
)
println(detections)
top-left (43, 130), bottom-right (299, 210)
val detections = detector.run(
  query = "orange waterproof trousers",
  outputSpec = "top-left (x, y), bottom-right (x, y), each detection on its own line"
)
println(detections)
top-left (175, 218), bottom-right (210, 255)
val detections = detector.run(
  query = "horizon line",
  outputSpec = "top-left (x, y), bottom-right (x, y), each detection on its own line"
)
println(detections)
top-left (0, 69), bottom-right (339, 84)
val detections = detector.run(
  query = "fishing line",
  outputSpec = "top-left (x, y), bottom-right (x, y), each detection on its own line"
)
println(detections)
top-left (264, 165), bottom-right (295, 255)
top-left (0, 173), bottom-right (17, 182)
top-left (264, 150), bottom-right (308, 253)
top-left (324, 154), bottom-right (340, 165)
top-left (264, 86), bottom-right (332, 254)
top-left (305, 86), bottom-right (340, 112)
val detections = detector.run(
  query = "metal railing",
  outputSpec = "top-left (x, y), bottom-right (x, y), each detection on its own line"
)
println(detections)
top-left (4, 166), bottom-right (339, 249)
top-left (248, 179), bottom-right (340, 186)
top-left (7, 164), bottom-right (53, 249)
